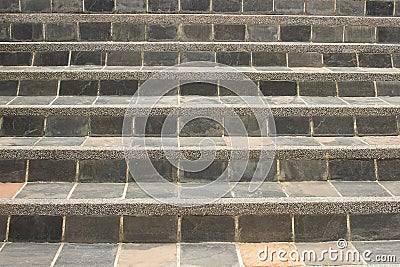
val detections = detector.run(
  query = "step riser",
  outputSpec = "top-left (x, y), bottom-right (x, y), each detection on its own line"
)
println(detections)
top-left (0, 157), bottom-right (399, 183)
top-left (0, 212), bottom-right (399, 243)
top-left (0, 1), bottom-right (398, 17)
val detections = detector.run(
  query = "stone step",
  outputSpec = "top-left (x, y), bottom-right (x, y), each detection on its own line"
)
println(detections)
top-left (1, 14), bottom-right (400, 44)
top-left (0, 136), bottom-right (399, 183)
top-left (0, 181), bottom-right (399, 244)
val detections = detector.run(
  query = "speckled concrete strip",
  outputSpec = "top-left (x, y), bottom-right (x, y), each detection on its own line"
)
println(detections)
top-left (2, 42), bottom-right (400, 53)
top-left (0, 197), bottom-right (399, 216)
top-left (1, 145), bottom-right (400, 160)
top-left (1, 67), bottom-right (400, 81)
top-left (2, 14), bottom-right (400, 26)
top-left (0, 105), bottom-right (398, 117)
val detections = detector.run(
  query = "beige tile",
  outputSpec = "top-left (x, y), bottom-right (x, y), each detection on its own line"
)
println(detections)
top-left (239, 243), bottom-right (305, 267)
top-left (0, 183), bottom-right (24, 199)
top-left (118, 244), bottom-right (176, 267)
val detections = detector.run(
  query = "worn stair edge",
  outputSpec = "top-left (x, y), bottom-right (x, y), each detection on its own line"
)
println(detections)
top-left (2, 14), bottom-right (400, 26)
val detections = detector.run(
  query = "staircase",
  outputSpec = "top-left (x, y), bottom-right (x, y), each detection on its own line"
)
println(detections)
top-left (0, 0), bottom-right (400, 266)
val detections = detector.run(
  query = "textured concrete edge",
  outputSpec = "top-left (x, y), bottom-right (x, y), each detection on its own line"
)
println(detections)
top-left (0, 197), bottom-right (399, 216)
top-left (1, 146), bottom-right (400, 160)
top-left (1, 42), bottom-right (400, 53)
top-left (2, 14), bottom-right (400, 26)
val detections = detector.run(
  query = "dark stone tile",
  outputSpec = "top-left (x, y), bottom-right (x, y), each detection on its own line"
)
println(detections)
top-left (344, 26), bottom-right (376, 43)
top-left (378, 159), bottom-right (400, 181)
top-left (274, 0), bottom-right (304, 14)
top-left (299, 81), bottom-right (336, 96)
top-left (0, 160), bottom-right (26, 182)
top-left (212, 0), bottom-right (241, 12)
top-left (280, 25), bottom-right (311, 42)
top-left (394, 53), bottom-right (400, 68)
top-left (65, 216), bottom-right (120, 243)
top-left (329, 159), bottom-right (376, 180)
top-left (0, 52), bottom-right (32, 66)
top-left (377, 81), bottom-right (400, 96)
top-left (253, 52), bottom-right (286, 67)
top-left (112, 23), bottom-right (145, 41)
top-left (180, 117), bottom-right (223, 137)
top-left (17, 183), bottom-right (73, 199)
top-left (351, 214), bottom-right (400, 241)
top-left (230, 159), bottom-right (277, 182)
top-left (123, 216), bottom-right (177, 242)
top-left (100, 80), bottom-right (137, 95)
top-left (180, 82), bottom-right (217, 96)
top-left (84, 0), bottom-right (114, 12)
top-left (181, 244), bottom-right (239, 267)
top-left (224, 114), bottom-right (266, 137)
top-left (148, 0), bottom-right (178, 12)
top-left (0, 23), bottom-right (10, 41)
top-left (21, 0), bottom-right (50, 12)
top-left (107, 51), bottom-right (141, 66)
top-left (9, 216), bottom-right (62, 242)
top-left (338, 81), bottom-right (375, 97)
top-left (243, 0), bottom-right (273, 13)
top-left (288, 52), bottom-right (323, 67)
top-left (181, 0), bottom-right (210, 11)
top-left (324, 53), bottom-right (357, 67)
top-left (306, 0), bottom-right (335, 15)
top-left (52, 0), bottom-right (83, 12)
top-left (0, 216), bottom-right (6, 241)
top-left (33, 51), bottom-right (69, 66)
top-left (359, 53), bottom-right (392, 68)
top-left (260, 81), bottom-right (297, 96)
top-left (295, 215), bottom-right (347, 242)
top-left (60, 80), bottom-right (99, 96)
top-left (378, 27), bottom-right (400, 43)
top-left (182, 216), bottom-right (234, 242)
top-left (274, 116), bottom-right (310, 136)
top-left (134, 116), bottom-right (177, 136)
top-left (90, 116), bottom-right (123, 136)
top-left (336, 0), bottom-right (365, 15)
top-left (12, 23), bottom-right (43, 41)
top-left (181, 24), bottom-right (212, 41)
top-left (19, 80), bottom-right (58, 96)
top-left (46, 23), bottom-right (77, 41)
top-left (71, 183), bottom-right (124, 198)
top-left (332, 181), bottom-right (389, 197)
top-left (147, 24), bottom-right (178, 41)
top-left (214, 24), bottom-right (245, 41)
top-left (366, 0), bottom-right (394, 16)
top-left (312, 26), bottom-right (343, 43)
top-left (0, 243), bottom-right (59, 267)
top-left (128, 159), bottom-right (178, 182)
top-left (116, 0), bottom-right (146, 12)
top-left (247, 25), bottom-right (278, 42)
top-left (79, 22), bottom-right (111, 41)
top-left (283, 181), bottom-right (339, 197)
top-left (216, 52), bottom-right (250, 66)
top-left (239, 215), bottom-right (292, 242)
top-left (280, 159), bottom-right (328, 181)
top-left (28, 160), bottom-right (76, 182)
top-left (0, 81), bottom-right (17, 96)
top-left (143, 52), bottom-right (178, 66)
top-left (46, 116), bottom-right (89, 137)
top-left (0, 0), bottom-right (19, 12)
top-left (0, 116), bottom-right (44, 137)
top-left (71, 51), bottom-right (106, 66)
top-left (182, 160), bottom-right (228, 183)
top-left (313, 116), bottom-right (354, 136)
top-left (79, 159), bottom-right (126, 182)
top-left (55, 244), bottom-right (118, 266)
top-left (357, 116), bottom-right (398, 136)
top-left (181, 52), bottom-right (214, 63)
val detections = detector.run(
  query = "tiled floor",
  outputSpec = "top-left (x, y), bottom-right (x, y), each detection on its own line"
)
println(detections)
top-left (0, 241), bottom-right (398, 266)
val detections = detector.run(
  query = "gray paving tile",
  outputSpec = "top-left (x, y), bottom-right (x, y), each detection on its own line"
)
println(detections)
top-left (9, 96), bottom-right (56, 105)
top-left (55, 244), bottom-right (118, 267)
top-left (94, 96), bottom-right (132, 105)
top-left (263, 96), bottom-right (306, 106)
top-left (180, 243), bottom-right (240, 267)
top-left (35, 137), bottom-right (85, 146)
top-left (84, 137), bottom-right (123, 147)
top-left (0, 137), bottom-right (38, 146)
top-left (316, 137), bottom-right (366, 146)
top-left (16, 183), bottom-right (73, 199)
top-left (380, 96), bottom-right (400, 105)
top-left (342, 97), bottom-right (388, 106)
top-left (0, 243), bottom-right (60, 267)
top-left (233, 182), bottom-right (286, 198)
top-left (301, 96), bottom-right (347, 105)
top-left (332, 181), bottom-right (390, 197)
top-left (380, 181), bottom-right (400, 196)
top-left (118, 244), bottom-right (177, 267)
top-left (179, 137), bottom-right (226, 147)
top-left (0, 96), bottom-right (15, 105)
top-left (353, 241), bottom-right (400, 265)
top-left (180, 183), bottom-right (232, 199)
top-left (126, 182), bottom-right (178, 199)
top-left (71, 183), bottom-right (125, 199)
top-left (52, 96), bottom-right (97, 105)
top-left (273, 137), bottom-right (321, 146)
top-left (283, 181), bottom-right (340, 197)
